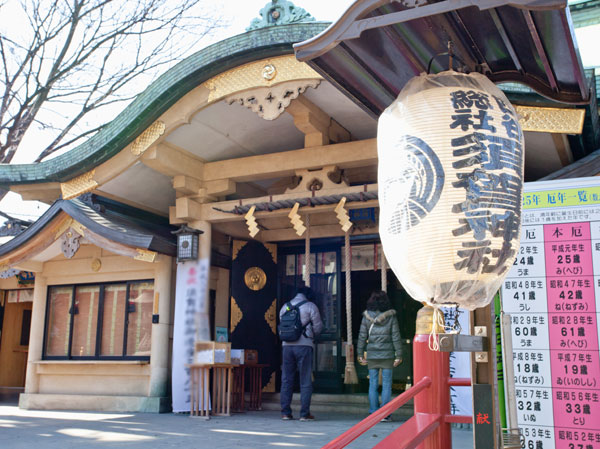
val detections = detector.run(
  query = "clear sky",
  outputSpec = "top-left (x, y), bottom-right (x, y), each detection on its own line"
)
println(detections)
top-left (0, 0), bottom-right (598, 222)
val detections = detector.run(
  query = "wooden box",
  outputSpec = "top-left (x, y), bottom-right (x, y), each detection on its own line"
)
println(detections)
top-left (244, 349), bottom-right (258, 365)
top-left (194, 341), bottom-right (231, 364)
top-left (231, 349), bottom-right (245, 365)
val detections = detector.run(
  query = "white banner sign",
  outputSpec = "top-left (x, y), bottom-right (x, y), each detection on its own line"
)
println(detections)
top-left (172, 258), bottom-right (210, 413)
top-left (442, 307), bottom-right (473, 417)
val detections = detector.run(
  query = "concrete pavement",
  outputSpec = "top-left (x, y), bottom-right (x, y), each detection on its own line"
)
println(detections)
top-left (0, 403), bottom-right (473, 448)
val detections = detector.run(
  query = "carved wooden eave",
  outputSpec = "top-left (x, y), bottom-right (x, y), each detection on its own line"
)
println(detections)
top-left (0, 212), bottom-right (160, 273)
top-left (225, 79), bottom-right (321, 121)
top-left (0, 196), bottom-right (174, 272)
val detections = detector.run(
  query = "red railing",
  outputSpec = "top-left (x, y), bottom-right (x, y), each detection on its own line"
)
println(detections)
top-left (322, 377), bottom-right (432, 449)
top-left (322, 334), bottom-right (473, 449)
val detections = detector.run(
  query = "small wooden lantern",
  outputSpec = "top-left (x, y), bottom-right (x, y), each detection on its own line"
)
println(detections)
top-left (172, 225), bottom-right (202, 263)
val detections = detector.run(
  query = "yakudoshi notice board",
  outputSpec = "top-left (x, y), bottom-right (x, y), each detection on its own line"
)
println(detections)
top-left (501, 177), bottom-right (600, 449)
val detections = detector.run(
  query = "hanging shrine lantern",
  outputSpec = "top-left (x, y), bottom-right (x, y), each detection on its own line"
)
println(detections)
top-left (378, 71), bottom-right (524, 310)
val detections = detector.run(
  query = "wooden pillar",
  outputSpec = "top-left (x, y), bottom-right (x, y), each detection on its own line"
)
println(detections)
top-left (23, 274), bottom-right (47, 395)
top-left (148, 255), bottom-right (174, 397)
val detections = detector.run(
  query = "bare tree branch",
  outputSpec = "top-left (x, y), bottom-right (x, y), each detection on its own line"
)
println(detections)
top-left (0, 0), bottom-right (225, 163)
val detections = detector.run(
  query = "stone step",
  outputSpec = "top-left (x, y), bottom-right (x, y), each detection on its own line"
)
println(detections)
top-left (0, 387), bottom-right (22, 405)
top-left (260, 393), bottom-right (414, 417)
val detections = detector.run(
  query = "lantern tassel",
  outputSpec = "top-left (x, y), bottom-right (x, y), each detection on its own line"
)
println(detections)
top-left (428, 307), bottom-right (446, 352)
top-left (344, 230), bottom-right (359, 384)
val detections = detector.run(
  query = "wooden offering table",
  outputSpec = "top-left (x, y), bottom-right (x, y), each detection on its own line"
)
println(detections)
top-left (188, 363), bottom-right (234, 417)
top-left (231, 363), bottom-right (268, 412)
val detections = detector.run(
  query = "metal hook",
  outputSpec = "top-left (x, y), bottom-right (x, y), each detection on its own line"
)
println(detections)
top-left (426, 41), bottom-right (466, 74)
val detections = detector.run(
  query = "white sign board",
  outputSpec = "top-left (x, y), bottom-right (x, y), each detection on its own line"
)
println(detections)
top-left (501, 177), bottom-right (600, 449)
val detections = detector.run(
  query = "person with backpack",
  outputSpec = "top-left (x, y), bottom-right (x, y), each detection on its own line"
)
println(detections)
top-left (356, 290), bottom-right (402, 422)
top-left (279, 285), bottom-right (323, 421)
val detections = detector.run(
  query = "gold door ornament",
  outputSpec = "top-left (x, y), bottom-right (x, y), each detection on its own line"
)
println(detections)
top-left (230, 297), bottom-right (243, 333)
top-left (245, 266), bottom-right (267, 291)
top-left (264, 298), bottom-right (277, 335)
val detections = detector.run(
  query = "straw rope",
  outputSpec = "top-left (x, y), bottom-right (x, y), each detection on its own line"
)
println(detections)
top-left (344, 230), bottom-right (358, 384)
top-left (304, 215), bottom-right (310, 287)
top-left (381, 249), bottom-right (387, 292)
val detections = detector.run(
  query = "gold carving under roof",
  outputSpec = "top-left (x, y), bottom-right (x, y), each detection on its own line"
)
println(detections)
top-left (71, 220), bottom-right (86, 237)
top-left (264, 243), bottom-right (277, 264)
top-left (61, 170), bottom-right (98, 200)
top-left (263, 371), bottom-right (276, 393)
top-left (204, 55), bottom-right (322, 103)
top-left (91, 258), bottom-right (102, 272)
top-left (264, 298), bottom-right (277, 335)
top-left (54, 218), bottom-right (74, 240)
top-left (230, 296), bottom-right (243, 333)
top-left (245, 266), bottom-right (267, 291)
top-left (262, 64), bottom-right (277, 81)
top-left (134, 249), bottom-right (157, 263)
top-left (129, 120), bottom-right (166, 156)
top-left (232, 240), bottom-right (248, 261)
top-left (515, 105), bottom-right (585, 134)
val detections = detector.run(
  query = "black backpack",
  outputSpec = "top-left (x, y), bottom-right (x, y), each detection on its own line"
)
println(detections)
top-left (278, 300), bottom-right (309, 342)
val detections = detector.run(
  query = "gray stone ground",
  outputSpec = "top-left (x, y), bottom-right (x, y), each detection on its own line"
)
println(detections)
top-left (0, 400), bottom-right (473, 449)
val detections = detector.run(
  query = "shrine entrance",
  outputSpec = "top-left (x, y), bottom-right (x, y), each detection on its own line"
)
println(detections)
top-left (279, 241), bottom-right (343, 393)
top-left (278, 237), bottom-right (420, 394)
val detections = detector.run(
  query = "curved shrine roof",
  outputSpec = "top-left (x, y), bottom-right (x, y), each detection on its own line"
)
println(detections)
top-left (0, 22), bottom-right (330, 187)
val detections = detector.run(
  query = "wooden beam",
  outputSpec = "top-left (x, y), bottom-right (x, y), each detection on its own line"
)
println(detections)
top-left (94, 189), bottom-right (168, 217)
top-left (11, 183), bottom-right (61, 203)
top-left (141, 143), bottom-right (204, 178)
top-left (203, 139), bottom-right (376, 183)
top-left (329, 119), bottom-right (351, 144)
top-left (13, 261), bottom-right (44, 272)
top-left (175, 197), bottom-right (204, 222)
top-left (551, 133), bottom-right (573, 167)
top-left (259, 224), bottom-right (377, 242)
top-left (169, 206), bottom-right (186, 225)
top-left (286, 94), bottom-right (350, 147)
top-left (173, 175), bottom-right (201, 195)
top-left (204, 179), bottom-right (236, 196)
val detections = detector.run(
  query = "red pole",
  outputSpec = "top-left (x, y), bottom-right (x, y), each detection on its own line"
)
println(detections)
top-left (413, 307), bottom-right (452, 449)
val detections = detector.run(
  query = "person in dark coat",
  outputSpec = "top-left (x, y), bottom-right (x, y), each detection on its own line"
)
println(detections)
top-left (356, 290), bottom-right (402, 420)
top-left (279, 286), bottom-right (323, 421)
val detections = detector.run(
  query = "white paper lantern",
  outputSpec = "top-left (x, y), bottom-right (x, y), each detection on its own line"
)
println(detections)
top-left (378, 71), bottom-right (524, 310)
